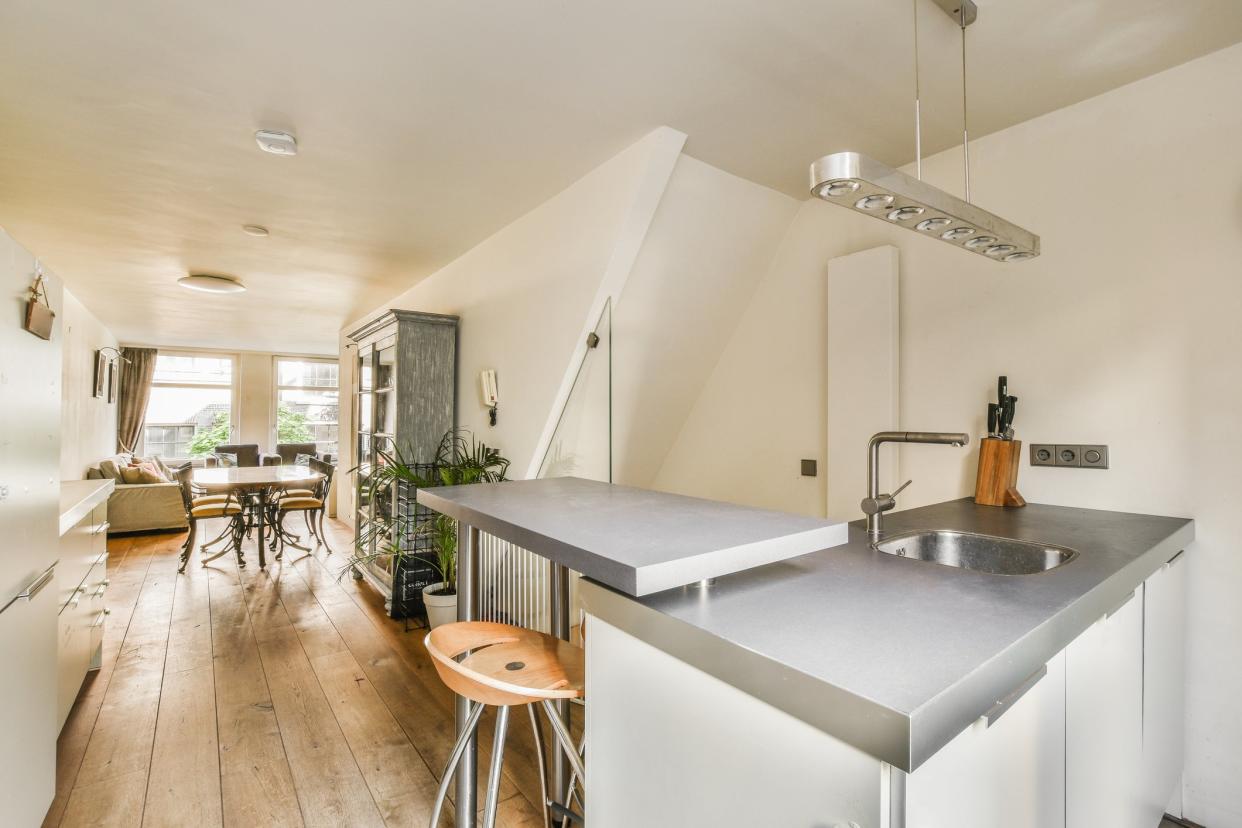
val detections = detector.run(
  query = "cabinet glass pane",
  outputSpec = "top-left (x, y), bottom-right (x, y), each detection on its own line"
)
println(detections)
top-left (358, 352), bottom-right (373, 391)
top-left (358, 392), bottom-right (373, 433)
top-left (375, 390), bottom-right (396, 435)
top-left (377, 345), bottom-right (396, 390)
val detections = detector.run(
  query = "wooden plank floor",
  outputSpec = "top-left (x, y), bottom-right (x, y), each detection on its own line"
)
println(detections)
top-left (44, 518), bottom-right (555, 828)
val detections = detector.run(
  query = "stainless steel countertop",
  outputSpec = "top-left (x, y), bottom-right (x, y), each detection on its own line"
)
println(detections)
top-left (580, 498), bottom-right (1193, 772)
top-left (418, 477), bottom-right (848, 596)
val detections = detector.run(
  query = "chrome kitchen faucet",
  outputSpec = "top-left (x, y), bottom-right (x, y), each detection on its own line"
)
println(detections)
top-left (862, 431), bottom-right (970, 541)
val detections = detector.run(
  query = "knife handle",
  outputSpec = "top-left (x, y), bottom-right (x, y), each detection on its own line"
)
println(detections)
top-left (997, 375), bottom-right (1008, 405)
top-left (1001, 396), bottom-right (1017, 433)
top-left (987, 403), bottom-right (999, 436)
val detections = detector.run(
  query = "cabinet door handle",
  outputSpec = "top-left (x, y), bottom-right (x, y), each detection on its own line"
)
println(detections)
top-left (92, 583), bottom-right (108, 599)
top-left (1, 562), bottom-right (59, 616)
top-left (19, 563), bottom-right (57, 601)
top-left (91, 521), bottom-right (111, 535)
top-left (984, 664), bottom-right (1048, 727)
top-left (91, 610), bottom-right (109, 629)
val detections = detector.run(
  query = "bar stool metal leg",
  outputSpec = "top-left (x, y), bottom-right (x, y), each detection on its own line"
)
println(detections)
top-left (548, 560), bottom-right (572, 815)
top-left (482, 705), bottom-right (510, 828)
top-left (454, 523), bottom-right (482, 828)
top-left (527, 704), bottom-right (551, 828)
top-left (428, 701), bottom-right (486, 828)
top-left (541, 699), bottom-right (587, 788)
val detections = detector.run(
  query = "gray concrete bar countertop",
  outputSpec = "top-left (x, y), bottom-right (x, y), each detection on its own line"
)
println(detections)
top-left (417, 477), bottom-right (848, 596)
top-left (581, 498), bottom-right (1193, 772)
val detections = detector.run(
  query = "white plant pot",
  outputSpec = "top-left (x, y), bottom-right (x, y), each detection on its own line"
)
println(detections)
top-left (423, 582), bottom-right (458, 629)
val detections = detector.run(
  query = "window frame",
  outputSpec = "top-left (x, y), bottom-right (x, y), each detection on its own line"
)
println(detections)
top-left (137, 350), bottom-right (239, 460)
top-left (271, 355), bottom-right (340, 457)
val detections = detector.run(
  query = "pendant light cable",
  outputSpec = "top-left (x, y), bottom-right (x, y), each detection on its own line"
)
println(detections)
top-left (959, 7), bottom-right (970, 202)
top-left (913, 0), bottom-right (922, 180)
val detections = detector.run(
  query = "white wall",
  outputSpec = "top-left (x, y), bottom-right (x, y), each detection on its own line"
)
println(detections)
top-left (610, 155), bottom-right (799, 487)
top-left (59, 290), bottom-right (118, 478)
top-left (337, 128), bottom-right (688, 509)
top-left (652, 43), bottom-right (1242, 826)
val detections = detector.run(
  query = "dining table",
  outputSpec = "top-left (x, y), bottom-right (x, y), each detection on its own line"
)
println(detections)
top-left (192, 465), bottom-right (325, 569)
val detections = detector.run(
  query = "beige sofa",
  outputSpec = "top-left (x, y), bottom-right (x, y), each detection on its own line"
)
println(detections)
top-left (85, 454), bottom-right (188, 534)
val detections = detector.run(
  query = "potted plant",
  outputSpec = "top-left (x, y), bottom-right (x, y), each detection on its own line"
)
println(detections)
top-left (350, 429), bottom-right (509, 627)
top-left (420, 513), bottom-right (459, 628)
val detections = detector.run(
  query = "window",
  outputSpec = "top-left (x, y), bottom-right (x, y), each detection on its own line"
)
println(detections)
top-left (274, 357), bottom-right (339, 457)
top-left (141, 353), bottom-right (235, 460)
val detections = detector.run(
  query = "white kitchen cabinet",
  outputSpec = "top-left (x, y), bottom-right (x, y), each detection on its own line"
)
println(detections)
top-left (56, 497), bottom-right (109, 729)
top-left (906, 652), bottom-right (1066, 828)
top-left (0, 566), bottom-right (59, 828)
top-left (1066, 587), bottom-right (1144, 828)
top-left (1139, 553), bottom-right (1186, 826)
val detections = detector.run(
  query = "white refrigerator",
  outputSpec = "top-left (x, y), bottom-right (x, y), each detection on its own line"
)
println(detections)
top-left (0, 229), bottom-right (63, 826)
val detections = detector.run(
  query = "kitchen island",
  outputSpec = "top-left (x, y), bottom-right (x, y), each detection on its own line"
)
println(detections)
top-left (581, 498), bottom-right (1192, 828)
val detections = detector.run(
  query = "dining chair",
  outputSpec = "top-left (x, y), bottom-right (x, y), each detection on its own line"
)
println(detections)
top-left (273, 457), bottom-right (335, 560)
top-left (175, 465), bottom-right (247, 573)
top-left (275, 442), bottom-right (318, 465)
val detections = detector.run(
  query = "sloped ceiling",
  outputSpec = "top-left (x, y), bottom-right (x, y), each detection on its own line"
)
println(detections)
top-left (2, 0), bottom-right (1240, 352)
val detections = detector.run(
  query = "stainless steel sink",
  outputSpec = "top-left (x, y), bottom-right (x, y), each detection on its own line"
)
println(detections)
top-left (873, 530), bottom-right (1077, 575)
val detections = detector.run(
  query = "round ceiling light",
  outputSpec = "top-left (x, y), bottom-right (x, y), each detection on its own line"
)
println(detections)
top-left (916, 217), bottom-right (953, 233)
top-left (855, 194), bottom-right (895, 210)
top-left (964, 236), bottom-right (998, 250)
top-left (242, 224), bottom-right (269, 237)
top-left (178, 274), bottom-right (246, 294)
top-left (886, 206), bottom-right (925, 222)
top-left (817, 180), bottom-right (860, 198)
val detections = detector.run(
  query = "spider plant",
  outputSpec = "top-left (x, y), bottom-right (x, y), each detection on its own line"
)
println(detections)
top-left (348, 429), bottom-right (508, 594)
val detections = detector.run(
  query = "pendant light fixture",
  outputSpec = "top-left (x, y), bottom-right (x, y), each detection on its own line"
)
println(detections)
top-left (809, 0), bottom-right (1039, 262)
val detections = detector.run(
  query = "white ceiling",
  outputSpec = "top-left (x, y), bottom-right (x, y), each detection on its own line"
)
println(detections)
top-left (2, 0), bottom-right (1240, 354)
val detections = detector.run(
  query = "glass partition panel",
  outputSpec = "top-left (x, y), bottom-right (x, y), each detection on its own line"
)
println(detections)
top-left (537, 300), bottom-right (612, 482)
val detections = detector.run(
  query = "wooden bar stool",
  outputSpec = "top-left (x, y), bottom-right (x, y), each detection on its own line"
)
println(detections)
top-left (425, 621), bottom-right (586, 828)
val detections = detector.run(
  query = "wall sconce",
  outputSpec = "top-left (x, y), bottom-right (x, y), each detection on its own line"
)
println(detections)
top-left (480, 369), bottom-right (499, 426)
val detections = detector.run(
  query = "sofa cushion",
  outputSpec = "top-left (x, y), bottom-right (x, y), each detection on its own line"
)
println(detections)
top-left (98, 457), bottom-right (123, 479)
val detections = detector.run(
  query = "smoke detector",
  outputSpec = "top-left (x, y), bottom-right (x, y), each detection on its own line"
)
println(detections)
top-left (254, 130), bottom-right (298, 156)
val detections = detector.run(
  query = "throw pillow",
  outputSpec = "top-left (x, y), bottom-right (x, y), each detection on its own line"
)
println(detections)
top-left (135, 461), bottom-right (168, 484)
top-left (98, 458), bottom-right (122, 480)
top-left (118, 465), bottom-right (145, 485)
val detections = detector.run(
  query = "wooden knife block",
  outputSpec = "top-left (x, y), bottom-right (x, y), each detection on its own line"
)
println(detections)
top-left (975, 438), bottom-right (1027, 508)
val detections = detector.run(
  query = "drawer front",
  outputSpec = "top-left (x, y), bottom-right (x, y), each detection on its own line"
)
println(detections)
top-left (57, 509), bottom-right (108, 614)
top-left (85, 558), bottom-right (108, 670)
top-left (56, 556), bottom-right (108, 729)
top-left (56, 591), bottom-right (91, 730)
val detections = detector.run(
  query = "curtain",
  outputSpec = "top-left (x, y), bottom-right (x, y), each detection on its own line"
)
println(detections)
top-left (116, 347), bottom-right (157, 454)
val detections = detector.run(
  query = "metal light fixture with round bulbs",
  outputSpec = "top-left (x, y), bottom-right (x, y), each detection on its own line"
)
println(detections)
top-left (809, 0), bottom-right (1039, 262)
top-left (178, 274), bottom-right (246, 294)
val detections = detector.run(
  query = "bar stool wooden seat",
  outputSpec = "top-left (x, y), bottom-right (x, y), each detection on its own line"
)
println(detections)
top-left (425, 621), bottom-right (585, 828)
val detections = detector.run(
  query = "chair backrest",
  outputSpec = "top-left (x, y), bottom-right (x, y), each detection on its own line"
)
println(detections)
top-left (214, 444), bottom-right (260, 467)
top-left (174, 465), bottom-right (196, 514)
top-left (308, 456), bottom-right (335, 498)
top-left (211, 451), bottom-right (238, 468)
top-left (276, 442), bottom-right (318, 465)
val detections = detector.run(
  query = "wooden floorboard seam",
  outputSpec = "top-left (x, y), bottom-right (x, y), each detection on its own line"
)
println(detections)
top-left (222, 545), bottom-right (310, 828)
top-left (258, 552), bottom-right (394, 823)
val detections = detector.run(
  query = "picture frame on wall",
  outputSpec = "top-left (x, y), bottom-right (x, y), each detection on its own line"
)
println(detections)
top-left (106, 360), bottom-right (117, 404)
top-left (93, 350), bottom-right (107, 399)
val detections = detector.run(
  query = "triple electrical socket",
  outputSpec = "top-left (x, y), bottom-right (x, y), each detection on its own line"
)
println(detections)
top-left (1030, 444), bottom-right (1109, 469)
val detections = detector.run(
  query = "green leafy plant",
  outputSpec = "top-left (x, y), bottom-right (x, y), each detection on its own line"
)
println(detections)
top-left (349, 429), bottom-right (508, 595)
top-left (187, 412), bottom-right (230, 457)
top-left (277, 404), bottom-right (314, 443)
